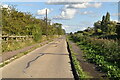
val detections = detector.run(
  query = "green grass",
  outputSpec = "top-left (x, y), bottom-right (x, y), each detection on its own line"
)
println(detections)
top-left (2, 35), bottom-right (59, 53)
top-left (69, 34), bottom-right (120, 78)
top-left (2, 39), bottom-right (35, 53)
top-left (67, 40), bottom-right (91, 78)
top-left (1, 35), bottom-right (59, 67)
top-left (0, 44), bottom-right (40, 68)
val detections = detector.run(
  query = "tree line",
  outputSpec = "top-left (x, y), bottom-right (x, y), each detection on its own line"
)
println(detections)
top-left (94, 12), bottom-right (117, 35)
top-left (69, 12), bottom-right (120, 78)
top-left (74, 12), bottom-right (120, 38)
top-left (1, 6), bottom-right (65, 41)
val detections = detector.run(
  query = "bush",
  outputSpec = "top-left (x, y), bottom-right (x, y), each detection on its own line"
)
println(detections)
top-left (32, 25), bottom-right (42, 42)
top-left (69, 34), bottom-right (120, 78)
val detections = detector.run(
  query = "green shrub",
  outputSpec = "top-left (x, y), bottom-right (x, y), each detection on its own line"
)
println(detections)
top-left (69, 34), bottom-right (120, 78)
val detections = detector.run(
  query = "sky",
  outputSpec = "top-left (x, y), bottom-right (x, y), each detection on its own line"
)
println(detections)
top-left (1, 0), bottom-right (119, 33)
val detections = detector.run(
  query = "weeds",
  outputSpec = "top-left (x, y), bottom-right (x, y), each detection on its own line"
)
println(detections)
top-left (69, 34), bottom-right (120, 78)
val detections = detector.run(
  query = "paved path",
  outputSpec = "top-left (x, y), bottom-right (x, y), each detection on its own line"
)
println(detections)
top-left (1, 37), bottom-right (74, 78)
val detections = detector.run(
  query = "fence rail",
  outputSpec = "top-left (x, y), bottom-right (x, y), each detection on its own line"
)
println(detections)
top-left (1, 35), bottom-right (33, 41)
top-left (1, 35), bottom-right (59, 42)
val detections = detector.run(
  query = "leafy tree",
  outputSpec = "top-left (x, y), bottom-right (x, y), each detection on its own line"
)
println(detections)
top-left (105, 12), bottom-right (110, 23)
top-left (1, 5), bottom-right (65, 41)
top-left (94, 21), bottom-right (101, 33)
top-left (107, 21), bottom-right (117, 35)
top-left (116, 23), bottom-right (120, 37)
top-left (32, 24), bottom-right (42, 42)
top-left (101, 16), bottom-right (106, 32)
top-left (93, 12), bottom-right (117, 35)
top-left (100, 12), bottom-right (110, 33)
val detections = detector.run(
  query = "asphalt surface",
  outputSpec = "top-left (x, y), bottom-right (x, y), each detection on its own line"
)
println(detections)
top-left (1, 37), bottom-right (74, 78)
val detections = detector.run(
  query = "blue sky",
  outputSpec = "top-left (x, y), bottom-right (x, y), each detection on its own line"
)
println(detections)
top-left (2, 1), bottom-right (119, 33)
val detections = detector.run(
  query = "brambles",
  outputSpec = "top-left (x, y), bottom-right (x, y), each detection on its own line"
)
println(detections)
top-left (69, 34), bottom-right (120, 78)
top-left (68, 12), bottom-right (120, 78)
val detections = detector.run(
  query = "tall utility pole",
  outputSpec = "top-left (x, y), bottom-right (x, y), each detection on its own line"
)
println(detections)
top-left (46, 9), bottom-right (48, 36)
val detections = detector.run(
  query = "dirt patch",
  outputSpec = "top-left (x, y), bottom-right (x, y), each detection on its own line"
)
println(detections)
top-left (69, 41), bottom-right (106, 78)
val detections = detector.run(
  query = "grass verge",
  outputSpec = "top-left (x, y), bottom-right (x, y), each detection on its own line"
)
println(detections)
top-left (69, 34), bottom-right (120, 78)
top-left (0, 39), bottom-right (50, 68)
top-left (67, 39), bottom-right (90, 79)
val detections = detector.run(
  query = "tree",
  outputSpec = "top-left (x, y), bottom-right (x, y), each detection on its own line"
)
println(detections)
top-left (101, 15), bottom-right (106, 32)
top-left (94, 21), bottom-right (101, 33)
top-left (105, 12), bottom-right (110, 23)
top-left (53, 23), bottom-right (65, 35)
top-left (116, 23), bottom-right (120, 37)
top-left (2, 5), bottom-right (65, 41)
top-left (107, 21), bottom-right (117, 35)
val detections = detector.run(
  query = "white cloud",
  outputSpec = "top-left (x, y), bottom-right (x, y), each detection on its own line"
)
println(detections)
top-left (37, 8), bottom-right (52, 15)
top-left (52, 2), bottom-right (101, 20)
top-left (54, 8), bottom-right (77, 19)
top-left (53, 2), bottom-right (101, 20)
top-left (80, 11), bottom-right (93, 15)
top-left (65, 2), bottom-right (102, 9)
top-left (65, 3), bottom-right (89, 9)
top-left (47, 0), bottom-right (118, 4)
top-left (112, 13), bottom-right (120, 16)
top-left (62, 25), bottom-right (70, 29)
top-left (90, 2), bottom-right (102, 8)
top-left (1, 0), bottom-right (118, 2)
top-left (47, 0), bottom-right (94, 4)
top-left (63, 25), bottom-right (88, 33)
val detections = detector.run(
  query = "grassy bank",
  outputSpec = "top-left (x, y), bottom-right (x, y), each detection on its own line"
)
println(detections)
top-left (0, 35), bottom-right (59, 67)
top-left (2, 35), bottom-right (59, 53)
top-left (67, 39), bottom-right (90, 79)
top-left (69, 34), bottom-right (120, 78)
top-left (0, 44), bottom-right (40, 67)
